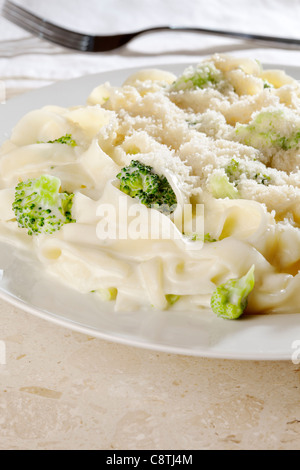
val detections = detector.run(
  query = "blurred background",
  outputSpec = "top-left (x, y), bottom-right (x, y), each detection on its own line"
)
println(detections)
top-left (1, 0), bottom-right (300, 99)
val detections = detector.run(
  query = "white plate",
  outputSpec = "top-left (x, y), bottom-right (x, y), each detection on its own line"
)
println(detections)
top-left (0, 62), bottom-right (300, 361)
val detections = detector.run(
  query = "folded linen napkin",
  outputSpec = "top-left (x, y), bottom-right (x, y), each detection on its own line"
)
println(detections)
top-left (11, 0), bottom-right (300, 38)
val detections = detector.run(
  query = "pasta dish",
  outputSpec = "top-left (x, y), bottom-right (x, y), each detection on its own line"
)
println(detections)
top-left (0, 54), bottom-right (299, 318)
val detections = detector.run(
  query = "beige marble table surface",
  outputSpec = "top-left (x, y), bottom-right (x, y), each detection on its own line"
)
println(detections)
top-left (1, 0), bottom-right (300, 451)
top-left (1, 297), bottom-right (300, 450)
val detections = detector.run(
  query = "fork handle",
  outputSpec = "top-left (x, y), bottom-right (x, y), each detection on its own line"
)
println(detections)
top-left (93, 25), bottom-right (300, 52)
top-left (134, 25), bottom-right (300, 47)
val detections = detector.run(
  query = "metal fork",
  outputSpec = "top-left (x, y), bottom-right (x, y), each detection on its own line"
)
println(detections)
top-left (3, 0), bottom-right (300, 53)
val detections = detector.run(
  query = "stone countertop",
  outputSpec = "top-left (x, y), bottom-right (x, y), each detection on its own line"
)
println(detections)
top-left (1, 298), bottom-right (300, 450)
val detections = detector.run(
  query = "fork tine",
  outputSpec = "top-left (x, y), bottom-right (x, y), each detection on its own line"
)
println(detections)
top-left (2, 15), bottom-right (88, 51)
top-left (2, 0), bottom-right (92, 51)
top-left (2, 1), bottom-right (89, 50)
top-left (3, 0), bottom-right (85, 40)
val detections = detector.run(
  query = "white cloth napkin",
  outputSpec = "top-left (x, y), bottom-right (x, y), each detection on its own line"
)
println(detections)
top-left (11, 0), bottom-right (300, 37)
top-left (1, 0), bottom-right (300, 94)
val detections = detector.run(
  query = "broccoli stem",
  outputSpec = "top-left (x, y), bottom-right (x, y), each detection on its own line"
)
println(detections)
top-left (210, 265), bottom-right (255, 320)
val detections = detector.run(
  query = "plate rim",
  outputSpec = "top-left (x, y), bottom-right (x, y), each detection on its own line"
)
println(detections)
top-left (0, 288), bottom-right (294, 361)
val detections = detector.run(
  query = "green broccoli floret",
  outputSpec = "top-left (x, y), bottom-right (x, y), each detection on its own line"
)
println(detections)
top-left (116, 160), bottom-right (177, 214)
top-left (184, 232), bottom-right (217, 243)
top-left (204, 233), bottom-right (217, 243)
top-left (208, 172), bottom-right (240, 199)
top-left (172, 62), bottom-right (223, 91)
top-left (210, 265), bottom-right (255, 320)
top-left (263, 80), bottom-right (273, 89)
top-left (225, 159), bottom-right (271, 186)
top-left (92, 287), bottom-right (118, 302)
top-left (166, 294), bottom-right (181, 305)
top-left (253, 173), bottom-right (271, 185)
top-left (225, 159), bottom-right (240, 184)
top-left (38, 134), bottom-right (77, 147)
top-left (13, 175), bottom-right (75, 236)
top-left (235, 110), bottom-right (300, 151)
